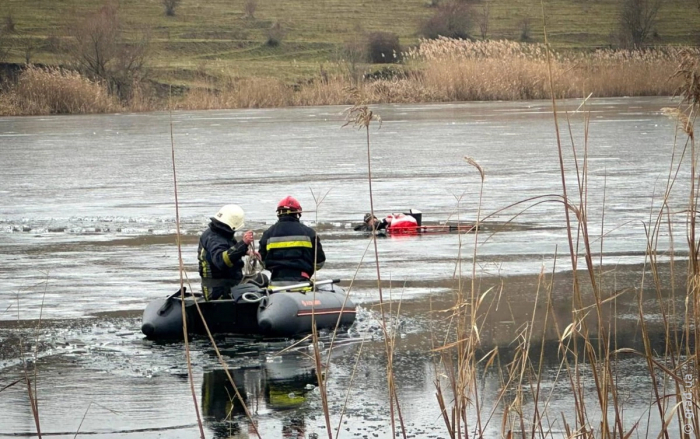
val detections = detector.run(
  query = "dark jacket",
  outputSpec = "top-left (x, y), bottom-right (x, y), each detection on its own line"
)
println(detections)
top-left (259, 216), bottom-right (325, 281)
top-left (198, 219), bottom-right (249, 300)
top-left (353, 218), bottom-right (389, 232)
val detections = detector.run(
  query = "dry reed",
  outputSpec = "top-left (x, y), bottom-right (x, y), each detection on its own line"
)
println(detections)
top-left (0, 66), bottom-right (119, 115)
top-left (172, 40), bottom-right (699, 111)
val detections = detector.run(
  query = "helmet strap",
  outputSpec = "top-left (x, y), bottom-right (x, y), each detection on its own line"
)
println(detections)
top-left (277, 210), bottom-right (301, 218)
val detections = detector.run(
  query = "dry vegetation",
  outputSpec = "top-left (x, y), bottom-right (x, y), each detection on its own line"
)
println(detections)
top-left (410, 38), bottom-right (697, 100)
top-left (0, 66), bottom-right (118, 115)
top-left (4, 39), bottom-right (691, 115)
top-left (0, 0), bottom-right (698, 115)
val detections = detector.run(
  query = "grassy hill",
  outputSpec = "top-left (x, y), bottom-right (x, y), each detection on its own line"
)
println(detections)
top-left (1, 0), bottom-right (699, 89)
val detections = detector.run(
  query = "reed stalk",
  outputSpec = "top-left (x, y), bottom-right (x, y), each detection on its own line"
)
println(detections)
top-left (344, 102), bottom-right (409, 438)
top-left (310, 188), bottom-right (334, 439)
top-left (168, 103), bottom-right (206, 439)
top-left (167, 99), bottom-right (262, 439)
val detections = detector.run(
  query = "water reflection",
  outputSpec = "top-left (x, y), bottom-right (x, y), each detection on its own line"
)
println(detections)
top-left (201, 355), bottom-right (318, 439)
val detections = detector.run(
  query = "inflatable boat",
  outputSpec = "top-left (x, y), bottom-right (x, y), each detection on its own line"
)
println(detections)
top-left (141, 279), bottom-right (356, 339)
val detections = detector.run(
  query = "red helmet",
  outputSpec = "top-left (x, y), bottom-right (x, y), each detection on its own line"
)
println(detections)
top-left (276, 196), bottom-right (302, 215)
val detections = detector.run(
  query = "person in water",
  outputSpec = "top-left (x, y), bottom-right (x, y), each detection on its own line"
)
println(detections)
top-left (198, 204), bottom-right (258, 300)
top-left (354, 210), bottom-right (421, 233)
top-left (354, 213), bottom-right (389, 232)
top-left (259, 196), bottom-right (326, 283)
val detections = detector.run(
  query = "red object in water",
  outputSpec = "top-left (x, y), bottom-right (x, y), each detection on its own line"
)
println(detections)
top-left (386, 222), bottom-right (477, 235)
top-left (386, 214), bottom-right (419, 235)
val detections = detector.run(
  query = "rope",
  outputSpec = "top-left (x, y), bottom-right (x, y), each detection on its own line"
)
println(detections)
top-left (241, 291), bottom-right (265, 303)
top-left (243, 239), bottom-right (264, 276)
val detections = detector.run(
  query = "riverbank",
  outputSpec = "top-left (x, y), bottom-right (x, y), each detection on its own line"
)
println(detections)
top-left (1, 40), bottom-right (697, 116)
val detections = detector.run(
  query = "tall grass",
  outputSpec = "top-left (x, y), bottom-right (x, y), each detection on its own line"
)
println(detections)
top-left (0, 66), bottom-right (119, 115)
top-left (409, 38), bottom-right (695, 101)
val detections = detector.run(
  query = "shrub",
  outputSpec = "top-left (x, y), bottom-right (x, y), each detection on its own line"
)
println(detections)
top-left (363, 65), bottom-right (408, 81)
top-left (162, 0), bottom-right (181, 17)
top-left (519, 17), bottom-right (532, 41)
top-left (4, 14), bottom-right (16, 33)
top-left (421, 1), bottom-right (473, 40)
top-left (367, 32), bottom-right (401, 64)
top-left (244, 0), bottom-right (257, 19)
top-left (266, 22), bottom-right (285, 47)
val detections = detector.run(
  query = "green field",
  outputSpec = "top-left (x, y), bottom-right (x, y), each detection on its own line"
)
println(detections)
top-left (1, 0), bottom-right (699, 87)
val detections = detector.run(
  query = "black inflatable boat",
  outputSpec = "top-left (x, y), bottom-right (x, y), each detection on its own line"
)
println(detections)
top-left (141, 279), bottom-right (356, 339)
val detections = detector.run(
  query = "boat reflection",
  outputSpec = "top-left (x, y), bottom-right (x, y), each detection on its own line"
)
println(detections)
top-left (201, 354), bottom-right (318, 438)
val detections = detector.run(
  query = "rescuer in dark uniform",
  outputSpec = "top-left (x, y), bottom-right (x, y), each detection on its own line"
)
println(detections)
top-left (259, 196), bottom-right (326, 283)
top-left (198, 204), bottom-right (255, 300)
top-left (353, 213), bottom-right (390, 232)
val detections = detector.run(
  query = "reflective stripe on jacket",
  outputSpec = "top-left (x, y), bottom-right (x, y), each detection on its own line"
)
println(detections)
top-left (259, 216), bottom-right (325, 281)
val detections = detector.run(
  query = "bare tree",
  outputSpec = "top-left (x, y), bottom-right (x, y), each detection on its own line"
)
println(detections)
top-left (617, 0), bottom-right (662, 48)
top-left (420, 1), bottom-right (473, 40)
top-left (340, 36), bottom-right (366, 83)
top-left (4, 13), bottom-right (15, 33)
top-left (66, 4), bottom-right (150, 100)
top-left (0, 13), bottom-right (16, 62)
top-left (0, 29), bottom-right (12, 63)
top-left (519, 17), bottom-right (532, 41)
top-left (24, 40), bottom-right (36, 64)
top-left (266, 21), bottom-right (285, 46)
top-left (476, 1), bottom-right (490, 40)
top-left (162, 0), bottom-right (181, 17)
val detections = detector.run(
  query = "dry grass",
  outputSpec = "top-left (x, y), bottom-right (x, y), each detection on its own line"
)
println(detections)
top-left (410, 38), bottom-right (697, 101)
top-left (172, 40), bottom-right (698, 110)
top-left (1, 40), bottom-right (697, 115)
top-left (0, 66), bottom-right (119, 115)
top-left (148, 40), bottom-right (700, 111)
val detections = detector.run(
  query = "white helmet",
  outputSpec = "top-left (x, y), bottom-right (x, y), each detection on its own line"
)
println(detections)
top-left (213, 204), bottom-right (245, 230)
